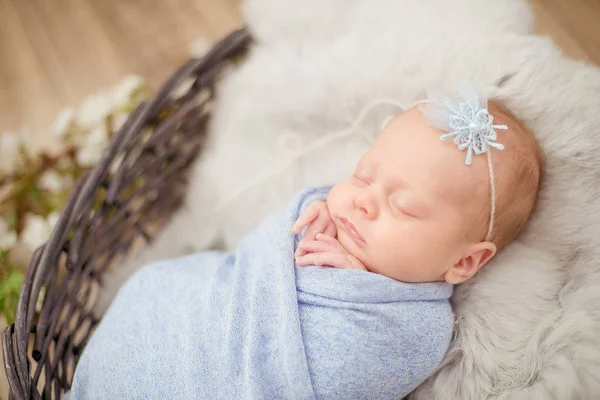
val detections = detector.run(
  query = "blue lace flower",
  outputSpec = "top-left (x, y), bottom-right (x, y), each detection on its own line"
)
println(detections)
top-left (420, 85), bottom-right (507, 165)
top-left (418, 85), bottom-right (506, 241)
top-left (440, 97), bottom-right (507, 165)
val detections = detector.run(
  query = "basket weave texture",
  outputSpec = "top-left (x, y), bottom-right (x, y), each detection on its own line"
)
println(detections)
top-left (2, 28), bottom-right (252, 400)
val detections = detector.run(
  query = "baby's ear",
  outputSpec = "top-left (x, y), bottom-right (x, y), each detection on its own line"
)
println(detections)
top-left (445, 242), bottom-right (497, 284)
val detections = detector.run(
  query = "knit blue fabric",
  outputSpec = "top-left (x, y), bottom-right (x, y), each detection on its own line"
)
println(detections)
top-left (66, 186), bottom-right (454, 399)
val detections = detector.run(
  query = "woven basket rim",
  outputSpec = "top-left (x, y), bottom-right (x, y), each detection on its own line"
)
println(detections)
top-left (3, 27), bottom-right (253, 400)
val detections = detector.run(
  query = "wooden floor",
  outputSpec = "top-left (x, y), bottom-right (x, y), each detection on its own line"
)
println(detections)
top-left (1, 0), bottom-right (600, 142)
top-left (0, 0), bottom-right (599, 142)
top-left (0, 0), bottom-right (243, 141)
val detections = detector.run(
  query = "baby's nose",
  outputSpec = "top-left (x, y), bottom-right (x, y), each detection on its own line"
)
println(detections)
top-left (353, 193), bottom-right (378, 219)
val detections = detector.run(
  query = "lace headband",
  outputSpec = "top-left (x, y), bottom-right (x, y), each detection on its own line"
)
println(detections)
top-left (417, 86), bottom-right (507, 241)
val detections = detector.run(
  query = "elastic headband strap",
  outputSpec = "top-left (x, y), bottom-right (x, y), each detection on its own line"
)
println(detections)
top-left (413, 96), bottom-right (503, 242)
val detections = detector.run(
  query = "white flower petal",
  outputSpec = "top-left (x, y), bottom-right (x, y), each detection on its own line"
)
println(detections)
top-left (0, 230), bottom-right (17, 251)
top-left (0, 217), bottom-right (7, 233)
top-left (47, 212), bottom-right (61, 229)
top-left (77, 91), bottom-right (116, 129)
top-left (171, 77), bottom-right (196, 99)
top-left (188, 37), bottom-right (211, 58)
top-left (74, 122), bottom-right (109, 167)
top-left (51, 108), bottom-right (76, 140)
top-left (0, 132), bottom-right (22, 174)
top-left (0, 132), bottom-right (21, 153)
top-left (35, 287), bottom-right (46, 314)
top-left (76, 145), bottom-right (103, 167)
top-left (113, 75), bottom-right (145, 108)
top-left (21, 214), bottom-right (52, 251)
top-left (109, 153), bottom-right (125, 174)
top-left (112, 113), bottom-right (129, 133)
top-left (38, 170), bottom-right (65, 193)
top-left (86, 124), bottom-right (110, 147)
top-left (0, 216), bottom-right (17, 250)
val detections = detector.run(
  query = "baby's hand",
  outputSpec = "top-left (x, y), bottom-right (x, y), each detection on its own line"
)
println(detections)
top-left (295, 234), bottom-right (367, 271)
top-left (291, 200), bottom-right (337, 257)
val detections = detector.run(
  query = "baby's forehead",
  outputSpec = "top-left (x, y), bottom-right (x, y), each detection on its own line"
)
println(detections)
top-left (372, 108), bottom-right (491, 202)
top-left (373, 100), bottom-right (537, 216)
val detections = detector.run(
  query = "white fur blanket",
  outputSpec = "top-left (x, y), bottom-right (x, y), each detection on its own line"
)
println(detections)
top-left (98, 0), bottom-right (600, 398)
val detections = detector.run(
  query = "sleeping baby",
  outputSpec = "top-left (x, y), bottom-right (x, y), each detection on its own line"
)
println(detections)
top-left (66, 87), bottom-right (543, 400)
top-left (292, 91), bottom-right (543, 284)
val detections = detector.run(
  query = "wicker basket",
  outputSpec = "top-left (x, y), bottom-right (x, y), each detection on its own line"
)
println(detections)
top-left (2, 28), bottom-right (252, 400)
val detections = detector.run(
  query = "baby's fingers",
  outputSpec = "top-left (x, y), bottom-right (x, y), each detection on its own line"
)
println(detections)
top-left (315, 233), bottom-right (342, 248)
top-left (303, 219), bottom-right (325, 241)
top-left (291, 203), bottom-right (320, 234)
top-left (304, 212), bottom-right (335, 241)
top-left (294, 238), bottom-right (314, 257)
top-left (295, 251), bottom-right (349, 268)
top-left (322, 222), bottom-right (337, 239)
top-left (295, 239), bottom-right (339, 258)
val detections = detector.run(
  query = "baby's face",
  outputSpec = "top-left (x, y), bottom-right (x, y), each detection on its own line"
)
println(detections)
top-left (327, 108), bottom-right (494, 283)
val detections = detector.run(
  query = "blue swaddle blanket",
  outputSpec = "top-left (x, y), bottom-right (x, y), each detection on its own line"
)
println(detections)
top-left (67, 186), bottom-right (454, 399)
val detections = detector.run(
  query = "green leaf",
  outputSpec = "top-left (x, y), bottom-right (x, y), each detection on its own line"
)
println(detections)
top-left (28, 185), bottom-right (42, 200)
top-left (7, 212), bottom-right (17, 231)
top-left (0, 268), bottom-right (24, 325)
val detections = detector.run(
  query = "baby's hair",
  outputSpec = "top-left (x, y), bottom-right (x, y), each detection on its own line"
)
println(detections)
top-left (477, 100), bottom-right (544, 251)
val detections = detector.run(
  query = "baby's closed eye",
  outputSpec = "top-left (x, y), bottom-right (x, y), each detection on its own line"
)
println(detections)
top-left (352, 174), bottom-right (371, 187)
top-left (389, 193), bottom-right (418, 218)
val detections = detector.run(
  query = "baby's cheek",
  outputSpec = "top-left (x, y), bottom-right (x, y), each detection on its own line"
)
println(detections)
top-left (326, 186), bottom-right (342, 211)
top-left (327, 181), bottom-right (353, 210)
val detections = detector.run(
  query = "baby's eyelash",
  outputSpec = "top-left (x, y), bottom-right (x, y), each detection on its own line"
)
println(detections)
top-left (389, 199), bottom-right (404, 215)
top-left (353, 174), bottom-right (370, 185)
top-left (389, 197), bottom-right (414, 218)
